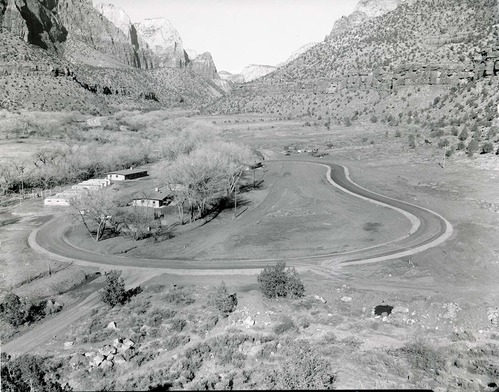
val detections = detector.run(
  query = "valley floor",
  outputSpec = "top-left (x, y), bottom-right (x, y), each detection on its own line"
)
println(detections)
top-left (1, 115), bottom-right (498, 391)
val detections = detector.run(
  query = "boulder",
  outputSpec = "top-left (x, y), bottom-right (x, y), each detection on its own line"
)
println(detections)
top-left (314, 295), bottom-right (327, 304)
top-left (392, 306), bottom-right (409, 314)
top-left (106, 321), bottom-right (118, 330)
top-left (99, 359), bottom-right (113, 369)
top-left (113, 354), bottom-right (126, 364)
top-left (92, 354), bottom-right (104, 367)
top-left (98, 345), bottom-right (113, 357)
top-left (64, 341), bottom-right (74, 348)
top-left (242, 316), bottom-right (255, 327)
top-left (341, 296), bottom-right (352, 302)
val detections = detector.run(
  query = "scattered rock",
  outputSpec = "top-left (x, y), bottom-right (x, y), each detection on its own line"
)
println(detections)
top-left (392, 306), bottom-right (409, 314)
top-left (99, 360), bottom-right (113, 369)
top-left (107, 321), bottom-right (118, 330)
top-left (84, 352), bottom-right (95, 358)
top-left (69, 353), bottom-right (87, 369)
top-left (98, 345), bottom-right (113, 357)
top-left (242, 316), bottom-right (255, 327)
top-left (113, 354), bottom-right (127, 364)
top-left (92, 354), bottom-right (105, 367)
top-left (341, 296), bottom-right (352, 302)
top-left (112, 338), bottom-right (122, 348)
top-left (487, 308), bottom-right (498, 326)
top-left (443, 303), bottom-right (461, 320)
top-left (314, 295), bottom-right (327, 303)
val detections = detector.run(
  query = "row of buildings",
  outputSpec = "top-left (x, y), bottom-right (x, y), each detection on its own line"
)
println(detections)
top-left (43, 168), bottom-right (150, 207)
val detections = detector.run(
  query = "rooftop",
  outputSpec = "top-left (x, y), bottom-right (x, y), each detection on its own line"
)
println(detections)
top-left (107, 168), bottom-right (148, 176)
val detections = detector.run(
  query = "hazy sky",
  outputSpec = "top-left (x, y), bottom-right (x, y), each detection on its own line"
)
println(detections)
top-left (98, 0), bottom-right (357, 73)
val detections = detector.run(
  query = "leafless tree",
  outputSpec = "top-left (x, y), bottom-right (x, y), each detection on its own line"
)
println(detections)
top-left (69, 187), bottom-right (119, 242)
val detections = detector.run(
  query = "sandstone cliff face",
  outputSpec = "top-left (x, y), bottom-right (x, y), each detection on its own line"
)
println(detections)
top-left (187, 52), bottom-right (219, 80)
top-left (94, 3), bottom-right (156, 69)
top-left (1, 0), bottom-right (67, 52)
top-left (55, 0), bottom-right (154, 69)
top-left (136, 17), bottom-right (188, 68)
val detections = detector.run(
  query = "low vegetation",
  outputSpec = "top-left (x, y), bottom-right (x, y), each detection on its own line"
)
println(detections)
top-left (257, 262), bottom-right (305, 299)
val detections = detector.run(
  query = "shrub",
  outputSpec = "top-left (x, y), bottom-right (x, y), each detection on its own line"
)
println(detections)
top-left (395, 130), bottom-right (402, 138)
top-left (445, 147), bottom-right (455, 158)
top-left (467, 139), bottom-right (480, 156)
top-left (437, 138), bottom-right (450, 148)
top-left (263, 341), bottom-right (336, 389)
top-left (212, 282), bottom-right (238, 317)
top-left (257, 262), bottom-right (305, 299)
top-left (401, 340), bottom-right (446, 374)
top-left (458, 129), bottom-right (469, 141)
top-left (456, 141), bottom-right (466, 150)
top-left (102, 270), bottom-right (126, 307)
top-left (273, 316), bottom-right (296, 335)
top-left (170, 318), bottom-right (187, 332)
top-left (430, 129), bottom-right (445, 138)
top-left (481, 142), bottom-right (494, 154)
top-left (408, 134), bottom-right (416, 148)
top-left (0, 293), bottom-right (25, 326)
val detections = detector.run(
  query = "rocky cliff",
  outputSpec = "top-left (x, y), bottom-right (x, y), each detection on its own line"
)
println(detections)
top-left (0, 0), bottom-right (67, 52)
top-left (55, 0), bottom-right (156, 69)
top-left (94, 3), bottom-right (156, 69)
top-left (135, 17), bottom-right (188, 68)
top-left (187, 51), bottom-right (219, 80)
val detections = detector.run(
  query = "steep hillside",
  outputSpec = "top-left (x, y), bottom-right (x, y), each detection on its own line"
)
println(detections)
top-left (0, 0), bottom-right (227, 112)
top-left (209, 0), bottom-right (498, 137)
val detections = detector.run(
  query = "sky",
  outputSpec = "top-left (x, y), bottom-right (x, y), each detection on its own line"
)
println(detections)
top-left (97, 0), bottom-right (357, 74)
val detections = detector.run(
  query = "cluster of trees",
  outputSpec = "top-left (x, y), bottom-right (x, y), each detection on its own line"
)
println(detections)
top-left (0, 292), bottom-right (61, 327)
top-left (153, 141), bottom-right (253, 224)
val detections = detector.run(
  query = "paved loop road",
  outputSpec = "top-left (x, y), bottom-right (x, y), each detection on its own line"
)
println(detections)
top-left (3, 160), bottom-right (453, 356)
top-left (32, 160), bottom-right (453, 271)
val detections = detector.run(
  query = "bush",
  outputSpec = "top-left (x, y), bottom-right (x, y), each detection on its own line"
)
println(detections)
top-left (437, 138), bottom-right (450, 148)
top-left (102, 270), bottom-right (126, 307)
top-left (458, 129), bottom-right (469, 141)
top-left (467, 139), bottom-right (480, 156)
top-left (481, 142), bottom-right (494, 154)
top-left (0, 293), bottom-right (25, 326)
top-left (212, 282), bottom-right (238, 317)
top-left (273, 316), bottom-right (296, 335)
top-left (263, 341), bottom-right (336, 389)
top-left (257, 262), bottom-right (305, 299)
top-left (456, 141), bottom-right (466, 150)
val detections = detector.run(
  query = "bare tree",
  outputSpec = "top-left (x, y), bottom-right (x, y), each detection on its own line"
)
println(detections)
top-left (69, 187), bottom-right (119, 242)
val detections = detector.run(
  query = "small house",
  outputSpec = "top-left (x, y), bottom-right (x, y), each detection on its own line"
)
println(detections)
top-left (106, 168), bottom-right (148, 182)
top-left (131, 189), bottom-right (171, 209)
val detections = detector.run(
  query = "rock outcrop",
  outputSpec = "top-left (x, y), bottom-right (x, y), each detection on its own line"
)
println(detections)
top-left (135, 17), bottom-right (188, 68)
top-left (187, 51), bottom-right (219, 79)
top-left (0, 0), bottom-right (68, 52)
top-left (329, 0), bottom-right (407, 38)
top-left (94, 3), bottom-right (155, 69)
top-left (474, 47), bottom-right (499, 80)
top-left (56, 0), bottom-right (154, 69)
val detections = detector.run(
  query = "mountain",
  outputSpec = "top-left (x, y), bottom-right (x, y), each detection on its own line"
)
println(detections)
top-left (187, 51), bottom-right (219, 80)
top-left (220, 64), bottom-right (276, 84)
top-left (279, 42), bottom-right (318, 67)
top-left (0, 0), bottom-right (228, 112)
top-left (135, 17), bottom-right (188, 68)
top-left (329, 0), bottom-right (405, 37)
top-left (209, 0), bottom-right (498, 145)
top-left (0, 0), bottom-right (68, 52)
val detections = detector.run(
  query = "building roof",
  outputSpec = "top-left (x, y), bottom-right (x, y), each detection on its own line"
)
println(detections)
top-left (107, 168), bottom-right (148, 176)
top-left (132, 189), bottom-right (171, 201)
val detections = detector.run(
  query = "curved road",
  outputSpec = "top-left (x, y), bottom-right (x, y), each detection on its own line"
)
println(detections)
top-left (31, 160), bottom-right (453, 273)
top-left (3, 160), bottom-right (453, 356)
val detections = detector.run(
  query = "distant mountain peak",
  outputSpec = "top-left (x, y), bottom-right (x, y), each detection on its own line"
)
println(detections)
top-left (354, 0), bottom-right (405, 18)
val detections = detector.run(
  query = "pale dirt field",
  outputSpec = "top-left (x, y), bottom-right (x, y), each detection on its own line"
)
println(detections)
top-left (1, 114), bottom-right (498, 390)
